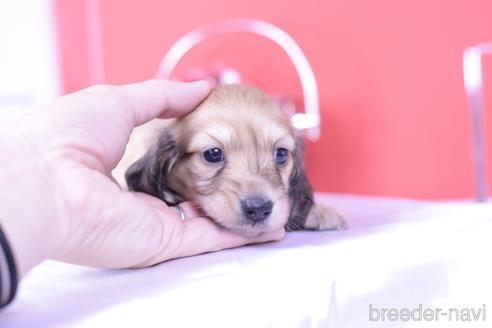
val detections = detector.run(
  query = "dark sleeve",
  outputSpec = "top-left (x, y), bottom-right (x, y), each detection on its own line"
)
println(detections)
top-left (0, 224), bottom-right (18, 309)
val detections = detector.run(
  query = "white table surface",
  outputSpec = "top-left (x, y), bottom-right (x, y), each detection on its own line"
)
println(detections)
top-left (2, 194), bottom-right (491, 327)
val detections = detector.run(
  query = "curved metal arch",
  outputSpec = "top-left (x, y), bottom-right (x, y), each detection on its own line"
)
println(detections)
top-left (157, 19), bottom-right (320, 140)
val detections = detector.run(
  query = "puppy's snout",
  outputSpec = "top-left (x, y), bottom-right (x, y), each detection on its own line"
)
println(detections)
top-left (241, 196), bottom-right (273, 223)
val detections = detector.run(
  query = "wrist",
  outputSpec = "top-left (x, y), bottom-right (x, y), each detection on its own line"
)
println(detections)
top-left (0, 224), bottom-right (18, 308)
top-left (0, 125), bottom-right (63, 277)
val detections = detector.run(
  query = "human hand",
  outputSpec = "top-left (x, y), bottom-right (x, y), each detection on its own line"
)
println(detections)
top-left (0, 80), bottom-right (285, 278)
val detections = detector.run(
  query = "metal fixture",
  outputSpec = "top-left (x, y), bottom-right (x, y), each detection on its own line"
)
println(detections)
top-left (157, 19), bottom-right (321, 141)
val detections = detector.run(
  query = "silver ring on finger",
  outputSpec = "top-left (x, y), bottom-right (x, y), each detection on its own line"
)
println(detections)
top-left (174, 204), bottom-right (186, 221)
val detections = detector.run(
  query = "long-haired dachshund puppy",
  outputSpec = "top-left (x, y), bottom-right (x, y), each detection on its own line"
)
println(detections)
top-left (125, 84), bottom-right (346, 237)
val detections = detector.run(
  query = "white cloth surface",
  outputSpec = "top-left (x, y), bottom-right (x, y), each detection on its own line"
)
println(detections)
top-left (2, 194), bottom-right (491, 327)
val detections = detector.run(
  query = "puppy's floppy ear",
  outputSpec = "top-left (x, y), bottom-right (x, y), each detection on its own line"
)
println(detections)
top-left (125, 131), bottom-right (185, 205)
top-left (285, 136), bottom-right (315, 231)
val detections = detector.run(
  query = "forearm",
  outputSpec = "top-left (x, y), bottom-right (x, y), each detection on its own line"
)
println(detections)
top-left (0, 126), bottom-right (61, 279)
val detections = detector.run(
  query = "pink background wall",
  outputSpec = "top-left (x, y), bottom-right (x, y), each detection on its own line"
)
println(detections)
top-left (53, 0), bottom-right (492, 199)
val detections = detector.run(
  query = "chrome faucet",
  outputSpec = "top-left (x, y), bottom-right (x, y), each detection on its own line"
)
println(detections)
top-left (463, 43), bottom-right (492, 201)
top-left (156, 19), bottom-right (321, 141)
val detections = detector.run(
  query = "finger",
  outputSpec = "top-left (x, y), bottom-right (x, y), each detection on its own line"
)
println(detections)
top-left (74, 79), bottom-right (210, 129)
top-left (61, 183), bottom-right (283, 269)
top-left (127, 192), bottom-right (285, 267)
top-left (133, 194), bottom-right (202, 220)
top-left (177, 201), bottom-right (203, 219)
top-left (110, 79), bottom-right (211, 126)
top-left (162, 218), bottom-right (286, 261)
top-left (132, 194), bottom-right (284, 254)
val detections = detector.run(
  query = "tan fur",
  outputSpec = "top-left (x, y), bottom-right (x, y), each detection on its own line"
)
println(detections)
top-left (167, 85), bottom-right (294, 236)
top-left (304, 204), bottom-right (348, 230)
top-left (115, 84), bottom-right (347, 236)
top-left (113, 118), bottom-right (172, 189)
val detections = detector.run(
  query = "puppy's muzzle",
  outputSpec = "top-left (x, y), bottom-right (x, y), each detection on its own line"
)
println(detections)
top-left (241, 196), bottom-right (273, 223)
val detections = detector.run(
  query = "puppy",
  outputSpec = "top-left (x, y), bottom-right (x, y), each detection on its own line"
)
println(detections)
top-left (125, 84), bottom-right (346, 237)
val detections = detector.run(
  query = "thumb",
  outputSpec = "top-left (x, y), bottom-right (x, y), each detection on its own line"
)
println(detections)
top-left (110, 79), bottom-right (212, 125)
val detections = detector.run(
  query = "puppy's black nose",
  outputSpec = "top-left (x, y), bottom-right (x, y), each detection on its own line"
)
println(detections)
top-left (241, 197), bottom-right (273, 222)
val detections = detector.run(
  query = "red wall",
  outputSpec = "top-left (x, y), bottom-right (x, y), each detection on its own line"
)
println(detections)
top-left (53, 0), bottom-right (492, 199)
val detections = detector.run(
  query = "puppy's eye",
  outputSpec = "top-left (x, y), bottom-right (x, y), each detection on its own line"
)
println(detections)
top-left (203, 148), bottom-right (224, 163)
top-left (274, 147), bottom-right (289, 164)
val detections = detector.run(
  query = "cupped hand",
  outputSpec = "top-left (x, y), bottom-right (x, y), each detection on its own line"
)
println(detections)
top-left (0, 80), bottom-right (284, 277)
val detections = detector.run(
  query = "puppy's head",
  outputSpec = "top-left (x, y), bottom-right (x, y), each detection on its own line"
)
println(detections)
top-left (126, 84), bottom-right (312, 236)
